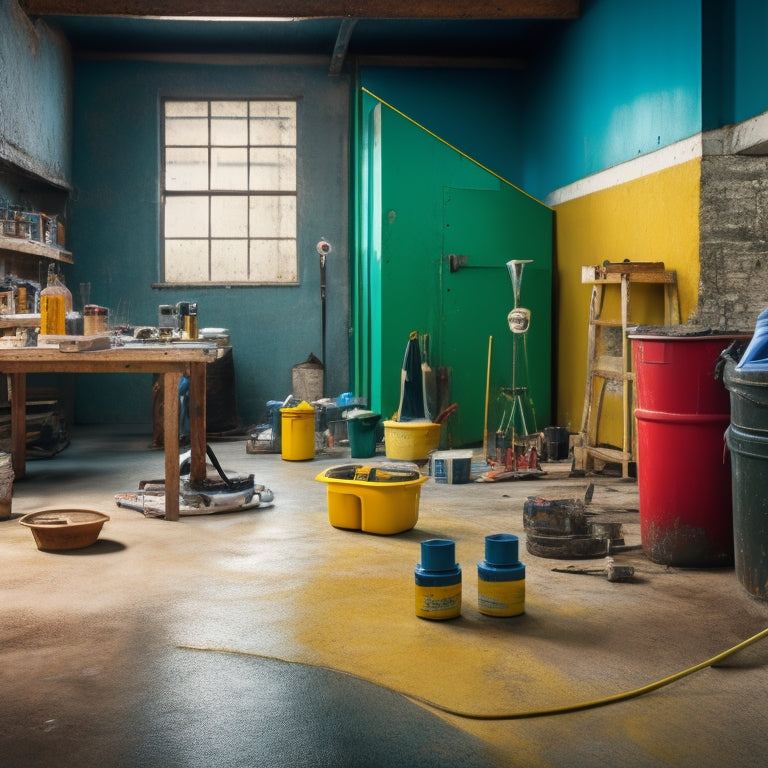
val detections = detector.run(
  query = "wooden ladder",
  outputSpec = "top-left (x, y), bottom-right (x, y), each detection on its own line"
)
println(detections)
top-left (576, 262), bottom-right (680, 478)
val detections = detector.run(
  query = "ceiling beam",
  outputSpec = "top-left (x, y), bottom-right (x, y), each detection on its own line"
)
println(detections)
top-left (20, 1), bottom-right (581, 21)
top-left (328, 18), bottom-right (357, 76)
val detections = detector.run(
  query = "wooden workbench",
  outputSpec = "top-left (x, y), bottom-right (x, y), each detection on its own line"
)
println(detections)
top-left (0, 343), bottom-right (223, 521)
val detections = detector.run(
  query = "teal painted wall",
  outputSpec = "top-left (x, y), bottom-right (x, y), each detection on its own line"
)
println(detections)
top-left (359, 67), bottom-right (525, 192)
top-left (731, 0), bottom-right (768, 124)
top-left (522, 0), bottom-right (704, 199)
top-left (0, 4), bottom-right (72, 186)
top-left (70, 59), bottom-right (350, 425)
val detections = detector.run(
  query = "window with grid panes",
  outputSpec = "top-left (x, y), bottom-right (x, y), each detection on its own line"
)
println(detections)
top-left (162, 100), bottom-right (297, 284)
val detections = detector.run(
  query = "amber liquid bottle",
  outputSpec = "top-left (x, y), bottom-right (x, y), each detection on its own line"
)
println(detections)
top-left (39, 265), bottom-right (67, 336)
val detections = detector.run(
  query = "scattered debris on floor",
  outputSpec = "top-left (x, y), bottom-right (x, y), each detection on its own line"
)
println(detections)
top-left (523, 484), bottom-right (633, 559)
top-left (552, 556), bottom-right (636, 582)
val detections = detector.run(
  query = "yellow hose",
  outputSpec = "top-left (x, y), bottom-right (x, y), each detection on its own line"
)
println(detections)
top-left (179, 624), bottom-right (768, 721)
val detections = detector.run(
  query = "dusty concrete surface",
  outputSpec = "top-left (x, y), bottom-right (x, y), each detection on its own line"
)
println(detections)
top-left (2, 428), bottom-right (768, 768)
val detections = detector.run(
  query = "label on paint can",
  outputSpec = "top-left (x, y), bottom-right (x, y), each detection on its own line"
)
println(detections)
top-left (478, 578), bottom-right (525, 617)
top-left (415, 583), bottom-right (462, 620)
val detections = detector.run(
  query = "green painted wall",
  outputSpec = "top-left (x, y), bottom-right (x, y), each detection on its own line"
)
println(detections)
top-left (355, 93), bottom-right (552, 446)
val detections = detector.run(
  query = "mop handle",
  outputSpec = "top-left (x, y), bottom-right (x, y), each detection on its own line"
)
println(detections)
top-left (483, 335), bottom-right (493, 459)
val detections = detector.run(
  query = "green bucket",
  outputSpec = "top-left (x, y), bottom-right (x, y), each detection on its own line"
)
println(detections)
top-left (348, 412), bottom-right (380, 459)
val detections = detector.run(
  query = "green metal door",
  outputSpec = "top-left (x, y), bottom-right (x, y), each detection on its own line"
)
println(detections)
top-left (441, 187), bottom-right (552, 446)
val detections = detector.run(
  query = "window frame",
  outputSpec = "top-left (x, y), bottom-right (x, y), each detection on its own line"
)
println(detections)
top-left (159, 97), bottom-right (299, 287)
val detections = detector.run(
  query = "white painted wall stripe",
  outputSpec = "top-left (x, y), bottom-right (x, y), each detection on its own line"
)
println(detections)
top-left (545, 110), bottom-right (768, 207)
top-left (545, 135), bottom-right (703, 207)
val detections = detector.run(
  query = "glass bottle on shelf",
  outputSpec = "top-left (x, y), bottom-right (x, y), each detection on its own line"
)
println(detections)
top-left (39, 264), bottom-right (67, 336)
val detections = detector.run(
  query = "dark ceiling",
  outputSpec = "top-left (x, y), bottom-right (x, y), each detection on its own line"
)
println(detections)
top-left (20, 1), bottom-right (582, 69)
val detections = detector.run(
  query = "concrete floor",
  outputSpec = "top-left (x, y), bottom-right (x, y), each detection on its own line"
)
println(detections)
top-left (2, 427), bottom-right (768, 768)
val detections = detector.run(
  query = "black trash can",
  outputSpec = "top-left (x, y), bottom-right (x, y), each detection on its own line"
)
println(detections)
top-left (724, 309), bottom-right (768, 599)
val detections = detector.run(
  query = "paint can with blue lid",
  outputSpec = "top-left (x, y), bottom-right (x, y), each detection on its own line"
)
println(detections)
top-left (415, 539), bottom-right (462, 620)
top-left (477, 533), bottom-right (525, 617)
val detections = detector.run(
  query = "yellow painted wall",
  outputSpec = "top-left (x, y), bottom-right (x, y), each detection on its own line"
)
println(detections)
top-left (553, 158), bottom-right (701, 438)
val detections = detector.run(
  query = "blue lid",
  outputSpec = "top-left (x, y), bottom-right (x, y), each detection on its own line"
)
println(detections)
top-left (737, 308), bottom-right (768, 371)
top-left (418, 539), bottom-right (457, 572)
top-left (484, 533), bottom-right (520, 566)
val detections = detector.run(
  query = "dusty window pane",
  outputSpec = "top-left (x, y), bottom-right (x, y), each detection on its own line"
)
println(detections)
top-left (248, 148), bottom-right (296, 191)
top-left (165, 196), bottom-right (209, 238)
top-left (249, 195), bottom-right (296, 238)
top-left (211, 101), bottom-right (248, 118)
top-left (166, 147), bottom-right (208, 191)
top-left (211, 116), bottom-right (248, 147)
top-left (211, 196), bottom-right (248, 238)
top-left (165, 117), bottom-right (209, 146)
top-left (211, 147), bottom-right (248, 190)
top-left (166, 101), bottom-right (208, 118)
top-left (249, 101), bottom-right (296, 145)
top-left (211, 239), bottom-right (248, 281)
top-left (165, 239), bottom-right (209, 282)
top-left (249, 239), bottom-right (297, 282)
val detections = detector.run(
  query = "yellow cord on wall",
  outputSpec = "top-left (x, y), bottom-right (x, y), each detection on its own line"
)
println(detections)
top-left (179, 624), bottom-right (768, 721)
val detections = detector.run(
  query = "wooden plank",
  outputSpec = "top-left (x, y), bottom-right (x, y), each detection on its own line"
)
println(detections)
top-left (621, 274), bottom-right (631, 460)
top-left (585, 445), bottom-right (632, 464)
top-left (602, 261), bottom-right (665, 273)
top-left (0, 235), bottom-right (73, 264)
top-left (188, 362), bottom-right (207, 488)
top-left (58, 336), bottom-right (112, 353)
top-left (0, 345), bottom-right (221, 368)
top-left (581, 265), bottom-right (677, 284)
top-left (579, 283), bottom-right (602, 435)
top-left (0, 315), bottom-right (40, 329)
top-left (10, 373), bottom-right (26, 479)
top-left (163, 371), bottom-right (181, 522)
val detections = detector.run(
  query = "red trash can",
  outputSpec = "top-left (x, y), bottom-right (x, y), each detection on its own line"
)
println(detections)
top-left (630, 330), bottom-right (748, 566)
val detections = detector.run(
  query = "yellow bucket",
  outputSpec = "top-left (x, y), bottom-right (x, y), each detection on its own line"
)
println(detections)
top-left (315, 464), bottom-right (428, 534)
top-left (383, 420), bottom-right (441, 461)
top-left (280, 401), bottom-right (315, 461)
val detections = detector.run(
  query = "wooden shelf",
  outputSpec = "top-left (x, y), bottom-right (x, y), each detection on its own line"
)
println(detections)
top-left (0, 235), bottom-right (73, 265)
top-left (0, 314), bottom-right (40, 329)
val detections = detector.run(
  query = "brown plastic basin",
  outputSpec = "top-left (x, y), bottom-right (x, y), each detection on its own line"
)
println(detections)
top-left (19, 509), bottom-right (110, 551)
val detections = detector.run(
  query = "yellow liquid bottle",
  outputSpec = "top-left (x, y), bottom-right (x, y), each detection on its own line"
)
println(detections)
top-left (39, 265), bottom-right (67, 336)
top-left (40, 294), bottom-right (66, 335)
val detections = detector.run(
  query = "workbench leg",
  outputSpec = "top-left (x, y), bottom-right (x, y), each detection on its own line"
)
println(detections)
top-left (10, 372), bottom-right (26, 479)
top-left (188, 362), bottom-right (207, 488)
top-left (163, 371), bottom-right (181, 521)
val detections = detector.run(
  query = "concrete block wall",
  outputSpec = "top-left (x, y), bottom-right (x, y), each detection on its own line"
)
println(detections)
top-left (697, 154), bottom-right (768, 333)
